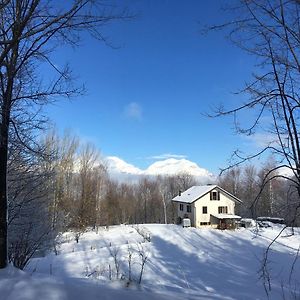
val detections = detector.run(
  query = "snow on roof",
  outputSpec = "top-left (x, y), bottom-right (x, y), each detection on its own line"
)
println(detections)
top-left (211, 214), bottom-right (241, 220)
top-left (172, 185), bottom-right (217, 203)
top-left (172, 185), bottom-right (242, 204)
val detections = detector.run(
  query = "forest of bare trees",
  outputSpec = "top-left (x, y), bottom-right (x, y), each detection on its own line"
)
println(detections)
top-left (218, 161), bottom-right (298, 225)
top-left (5, 130), bottom-right (198, 269)
top-left (6, 129), bottom-right (298, 270)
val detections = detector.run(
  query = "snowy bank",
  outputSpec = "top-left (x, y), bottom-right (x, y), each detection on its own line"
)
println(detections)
top-left (1, 224), bottom-right (300, 300)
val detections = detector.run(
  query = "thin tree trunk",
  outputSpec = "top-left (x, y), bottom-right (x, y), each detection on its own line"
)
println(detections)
top-left (0, 36), bottom-right (17, 268)
top-left (0, 105), bottom-right (9, 268)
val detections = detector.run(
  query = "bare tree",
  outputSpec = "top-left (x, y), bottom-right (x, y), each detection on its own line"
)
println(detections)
top-left (256, 159), bottom-right (277, 217)
top-left (7, 141), bottom-right (53, 269)
top-left (75, 143), bottom-right (100, 227)
top-left (207, 0), bottom-right (300, 223)
top-left (43, 130), bottom-right (79, 231)
top-left (163, 175), bottom-right (184, 224)
top-left (0, 0), bottom-right (131, 268)
top-left (240, 164), bottom-right (258, 217)
top-left (137, 178), bottom-right (162, 224)
top-left (93, 163), bottom-right (108, 231)
top-left (101, 180), bottom-right (122, 226)
top-left (175, 172), bottom-right (197, 192)
top-left (206, 0), bottom-right (300, 293)
top-left (218, 166), bottom-right (242, 197)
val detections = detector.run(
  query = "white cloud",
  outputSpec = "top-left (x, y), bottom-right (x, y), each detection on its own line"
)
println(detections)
top-left (106, 156), bottom-right (142, 175)
top-left (123, 102), bottom-right (142, 121)
top-left (244, 132), bottom-right (278, 148)
top-left (277, 166), bottom-right (295, 178)
top-left (105, 156), bottom-right (215, 183)
top-left (147, 153), bottom-right (188, 160)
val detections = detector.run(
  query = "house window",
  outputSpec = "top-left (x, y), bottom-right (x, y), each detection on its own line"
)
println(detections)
top-left (187, 205), bottom-right (192, 213)
top-left (210, 191), bottom-right (220, 200)
top-left (179, 204), bottom-right (183, 211)
top-left (200, 222), bottom-right (211, 225)
top-left (202, 206), bottom-right (207, 214)
top-left (218, 206), bottom-right (228, 214)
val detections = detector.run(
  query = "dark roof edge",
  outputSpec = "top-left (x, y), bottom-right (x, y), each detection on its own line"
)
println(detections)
top-left (215, 186), bottom-right (243, 203)
top-left (171, 185), bottom-right (242, 204)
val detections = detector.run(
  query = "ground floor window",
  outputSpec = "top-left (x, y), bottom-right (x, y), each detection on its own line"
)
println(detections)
top-left (202, 206), bottom-right (207, 214)
top-left (218, 206), bottom-right (228, 214)
top-left (200, 222), bottom-right (211, 225)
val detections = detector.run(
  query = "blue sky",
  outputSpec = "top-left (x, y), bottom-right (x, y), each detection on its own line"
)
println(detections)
top-left (45, 0), bottom-right (259, 174)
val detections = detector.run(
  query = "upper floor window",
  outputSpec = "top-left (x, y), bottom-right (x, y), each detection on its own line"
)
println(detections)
top-left (187, 205), bottom-right (192, 213)
top-left (210, 190), bottom-right (220, 200)
top-left (179, 203), bottom-right (184, 211)
top-left (202, 206), bottom-right (207, 214)
top-left (218, 206), bottom-right (228, 214)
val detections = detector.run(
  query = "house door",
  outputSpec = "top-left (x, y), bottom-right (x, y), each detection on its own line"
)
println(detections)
top-left (219, 219), bottom-right (226, 230)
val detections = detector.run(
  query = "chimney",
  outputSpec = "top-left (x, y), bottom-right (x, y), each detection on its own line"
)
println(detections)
top-left (179, 190), bottom-right (182, 196)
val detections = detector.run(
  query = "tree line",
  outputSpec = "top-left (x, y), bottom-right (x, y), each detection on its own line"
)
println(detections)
top-left (7, 130), bottom-right (198, 269)
top-left (7, 130), bottom-right (299, 269)
top-left (218, 161), bottom-right (299, 226)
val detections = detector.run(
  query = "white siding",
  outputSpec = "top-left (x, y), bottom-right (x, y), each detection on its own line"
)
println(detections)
top-left (194, 189), bottom-right (236, 228)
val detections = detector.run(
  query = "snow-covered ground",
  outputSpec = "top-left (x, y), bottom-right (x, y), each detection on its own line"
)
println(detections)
top-left (1, 224), bottom-right (300, 300)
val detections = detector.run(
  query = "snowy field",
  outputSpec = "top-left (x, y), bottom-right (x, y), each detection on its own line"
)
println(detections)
top-left (1, 224), bottom-right (300, 300)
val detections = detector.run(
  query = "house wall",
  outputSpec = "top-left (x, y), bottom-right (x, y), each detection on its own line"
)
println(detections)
top-left (177, 202), bottom-right (196, 227)
top-left (194, 189), bottom-right (236, 228)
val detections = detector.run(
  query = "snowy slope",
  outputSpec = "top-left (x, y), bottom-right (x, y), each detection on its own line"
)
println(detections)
top-left (0, 265), bottom-right (181, 300)
top-left (2, 224), bottom-right (300, 300)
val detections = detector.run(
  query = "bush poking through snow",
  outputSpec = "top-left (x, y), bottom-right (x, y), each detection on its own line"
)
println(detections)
top-left (83, 241), bottom-right (150, 287)
top-left (133, 225), bottom-right (151, 243)
top-left (127, 245), bottom-right (133, 283)
top-left (72, 228), bottom-right (86, 244)
top-left (53, 233), bottom-right (63, 256)
top-left (108, 245), bottom-right (121, 280)
top-left (8, 227), bottom-right (50, 270)
top-left (136, 242), bottom-right (149, 285)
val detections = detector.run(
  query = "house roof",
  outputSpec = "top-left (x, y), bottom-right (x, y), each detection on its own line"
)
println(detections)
top-left (171, 185), bottom-right (242, 204)
top-left (211, 213), bottom-right (241, 220)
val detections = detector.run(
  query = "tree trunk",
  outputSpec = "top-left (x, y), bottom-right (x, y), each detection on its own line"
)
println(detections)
top-left (0, 107), bottom-right (9, 268)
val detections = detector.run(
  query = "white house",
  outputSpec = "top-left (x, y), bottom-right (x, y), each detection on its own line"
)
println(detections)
top-left (172, 185), bottom-right (242, 229)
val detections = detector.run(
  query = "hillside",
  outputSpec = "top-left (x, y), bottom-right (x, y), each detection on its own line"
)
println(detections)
top-left (1, 224), bottom-right (300, 300)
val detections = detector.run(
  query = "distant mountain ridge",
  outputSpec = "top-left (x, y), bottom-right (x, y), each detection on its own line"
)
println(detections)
top-left (106, 156), bottom-right (214, 182)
